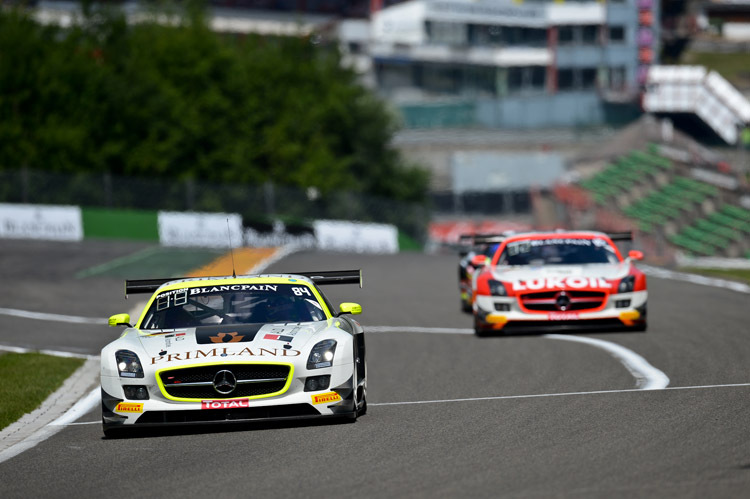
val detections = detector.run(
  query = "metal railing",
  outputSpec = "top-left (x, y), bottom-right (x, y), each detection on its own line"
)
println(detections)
top-left (0, 168), bottom-right (430, 241)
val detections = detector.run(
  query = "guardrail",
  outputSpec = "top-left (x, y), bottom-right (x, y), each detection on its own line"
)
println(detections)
top-left (0, 168), bottom-right (429, 246)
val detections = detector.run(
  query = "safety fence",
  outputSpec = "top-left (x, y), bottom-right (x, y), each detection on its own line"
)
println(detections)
top-left (0, 168), bottom-right (430, 247)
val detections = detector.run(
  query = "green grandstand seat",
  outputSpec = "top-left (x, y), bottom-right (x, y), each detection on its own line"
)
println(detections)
top-left (681, 226), bottom-right (729, 248)
top-left (721, 205), bottom-right (750, 222)
top-left (668, 233), bottom-right (715, 256)
top-left (694, 219), bottom-right (742, 241)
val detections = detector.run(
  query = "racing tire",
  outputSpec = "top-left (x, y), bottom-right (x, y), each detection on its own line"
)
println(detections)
top-left (356, 385), bottom-right (367, 417)
top-left (473, 319), bottom-right (491, 337)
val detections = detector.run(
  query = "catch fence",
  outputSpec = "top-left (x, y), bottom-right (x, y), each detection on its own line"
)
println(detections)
top-left (0, 168), bottom-right (430, 242)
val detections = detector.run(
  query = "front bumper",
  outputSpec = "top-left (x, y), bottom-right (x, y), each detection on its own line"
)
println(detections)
top-left (101, 363), bottom-right (357, 430)
top-left (474, 290), bottom-right (647, 333)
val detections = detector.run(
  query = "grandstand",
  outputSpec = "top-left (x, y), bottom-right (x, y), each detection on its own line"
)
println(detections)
top-left (554, 118), bottom-right (750, 261)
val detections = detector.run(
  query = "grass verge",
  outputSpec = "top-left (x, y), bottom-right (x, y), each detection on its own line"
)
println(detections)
top-left (681, 267), bottom-right (750, 285)
top-left (398, 231), bottom-right (423, 251)
top-left (0, 352), bottom-right (85, 431)
top-left (681, 51), bottom-right (750, 91)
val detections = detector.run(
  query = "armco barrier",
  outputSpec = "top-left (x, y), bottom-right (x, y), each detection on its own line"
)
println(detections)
top-left (0, 203), bottom-right (83, 241)
top-left (158, 211), bottom-right (243, 248)
top-left (1, 204), bottom-right (403, 253)
top-left (313, 220), bottom-right (399, 254)
top-left (81, 207), bottom-right (158, 241)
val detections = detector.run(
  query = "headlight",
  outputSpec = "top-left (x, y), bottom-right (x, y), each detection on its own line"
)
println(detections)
top-left (488, 280), bottom-right (507, 296)
top-left (307, 339), bottom-right (337, 369)
top-left (618, 275), bottom-right (635, 293)
top-left (116, 350), bottom-right (144, 378)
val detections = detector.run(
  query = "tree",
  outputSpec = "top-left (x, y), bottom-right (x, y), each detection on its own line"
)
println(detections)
top-left (0, 4), bottom-right (429, 203)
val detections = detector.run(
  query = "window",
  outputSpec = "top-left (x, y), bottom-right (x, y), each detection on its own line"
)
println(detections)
top-left (530, 66), bottom-right (546, 88)
top-left (582, 25), bottom-right (598, 44)
top-left (377, 63), bottom-right (413, 89)
top-left (609, 26), bottom-right (625, 43)
top-left (508, 67), bottom-right (524, 91)
top-left (427, 21), bottom-right (467, 45)
top-left (556, 68), bottom-right (598, 91)
top-left (582, 68), bottom-right (597, 89)
top-left (524, 27), bottom-right (547, 46)
top-left (506, 67), bottom-right (546, 93)
top-left (558, 26), bottom-right (575, 44)
top-left (470, 24), bottom-right (504, 46)
top-left (422, 64), bottom-right (460, 94)
top-left (558, 68), bottom-right (574, 90)
top-left (609, 66), bottom-right (626, 91)
top-left (463, 66), bottom-right (498, 96)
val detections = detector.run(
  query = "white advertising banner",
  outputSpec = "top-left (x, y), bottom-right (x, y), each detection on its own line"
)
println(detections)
top-left (0, 203), bottom-right (83, 241)
top-left (313, 220), bottom-right (399, 254)
top-left (158, 211), bottom-right (243, 248)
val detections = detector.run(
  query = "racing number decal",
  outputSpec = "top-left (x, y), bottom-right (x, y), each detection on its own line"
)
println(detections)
top-left (156, 289), bottom-right (188, 311)
top-left (291, 287), bottom-right (312, 297)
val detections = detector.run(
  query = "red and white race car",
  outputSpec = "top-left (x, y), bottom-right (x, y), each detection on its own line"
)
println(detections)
top-left (458, 234), bottom-right (507, 313)
top-left (471, 230), bottom-right (647, 335)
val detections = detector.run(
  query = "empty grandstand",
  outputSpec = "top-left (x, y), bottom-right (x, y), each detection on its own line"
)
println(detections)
top-left (554, 117), bottom-right (750, 262)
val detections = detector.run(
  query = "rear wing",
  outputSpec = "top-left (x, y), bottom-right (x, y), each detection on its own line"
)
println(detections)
top-left (607, 232), bottom-right (632, 241)
top-left (125, 269), bottom-right (362, 297)
top-left (458, 233), bottom-right (507, 255)
top-left (294, 270), bottom-right (362, 287)
top-left (472, 234), bottom-right (508, 245)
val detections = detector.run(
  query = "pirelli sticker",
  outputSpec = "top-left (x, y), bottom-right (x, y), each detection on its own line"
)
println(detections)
top-left (115, 402), bottom-right (144, 413)
top-left (311, 391), bottom-right (342, 405)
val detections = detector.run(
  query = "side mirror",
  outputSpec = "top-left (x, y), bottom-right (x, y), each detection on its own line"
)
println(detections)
top-left (108, 313), bottom-right (132, 327)
top-left (628, 250), bottom-right (644, 261)
top-left (338, 302), bottom-right (362, 316)
top-left (470, 254), bottom-right (487, 267)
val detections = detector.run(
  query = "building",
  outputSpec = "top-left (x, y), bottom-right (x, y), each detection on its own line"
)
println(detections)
top-left (369, 0), bottom-right (660, 129)
top-left (702, 0), bottom-right (750, 40)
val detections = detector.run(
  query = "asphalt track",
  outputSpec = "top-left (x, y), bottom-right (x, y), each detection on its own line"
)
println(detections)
top-left (1, 240), bottom-right (750, 498)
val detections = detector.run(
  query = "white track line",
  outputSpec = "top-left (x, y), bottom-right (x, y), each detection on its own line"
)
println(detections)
top-left (368, 326), bottom-right (669, 390)
top-left (48, 388), bottom-right (100, 427)
top-left (74, 246), bottom-right (164, 279)
top-left (368, 326), bottom-right (473, 335)
top-left (544, 334), bottom-right (669, 389)
top-left (46, 382), bottom-right (750, 425)
top-left (0, 307), bottom-right (105, 325)
top-left (370, 382), bottom-right (750, 408)
top-left (641, 265), bottom-right (750, 294)
top-left (0, 345), bottom-right (95, 359)
top-left (0, 389), bottom-right (98, 463)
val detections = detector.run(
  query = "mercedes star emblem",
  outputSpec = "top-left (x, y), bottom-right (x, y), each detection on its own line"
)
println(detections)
top-left (555, 291), bottom-right (571, 311)
top-left (213, 370), bottom-right (237, 395)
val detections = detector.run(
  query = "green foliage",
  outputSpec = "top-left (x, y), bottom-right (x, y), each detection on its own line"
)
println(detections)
top-left (681, 51), bottom-right (750, 93)
top-left (0, 352), bottom-right (84, 430)
top-left (0, 5), bottom-right (429, 202)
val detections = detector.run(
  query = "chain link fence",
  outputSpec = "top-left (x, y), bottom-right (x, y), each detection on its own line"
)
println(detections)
top-left (0, 168), bottom-right (430, 242)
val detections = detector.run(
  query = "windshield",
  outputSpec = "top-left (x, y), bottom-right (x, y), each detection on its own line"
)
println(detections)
top-left (140, 283), bottom-right (328, 329)
top-left (496, 237), bottom-right (620, 266)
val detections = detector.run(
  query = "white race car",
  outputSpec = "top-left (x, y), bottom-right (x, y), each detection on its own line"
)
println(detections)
top-left (101, 270), bottom-right (367, 437)
top-left (471, 231), bottom-right (647, 335)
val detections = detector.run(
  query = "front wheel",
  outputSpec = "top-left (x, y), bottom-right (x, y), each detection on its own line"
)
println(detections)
top-left (473, 317), bottom-right (492, 337)
top-left (356, 384), bottom-right (367, 416)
